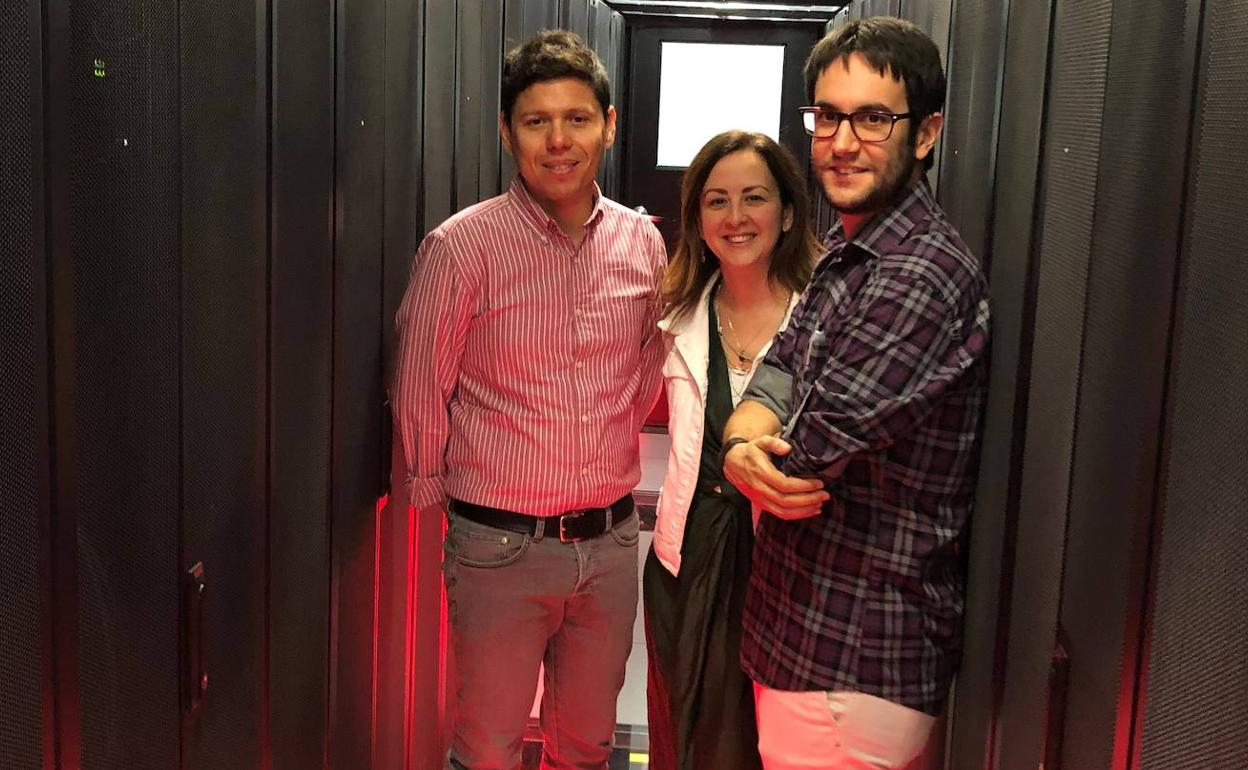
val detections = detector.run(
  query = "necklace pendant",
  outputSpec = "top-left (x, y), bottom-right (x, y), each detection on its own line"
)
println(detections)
top-left (738, 352), bottom-right (748, 366)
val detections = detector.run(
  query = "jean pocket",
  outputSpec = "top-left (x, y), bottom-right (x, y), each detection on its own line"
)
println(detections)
top-left (448, 517), bottom-right (530, 568)
top-left (608, 512), bottom-right (641, 548)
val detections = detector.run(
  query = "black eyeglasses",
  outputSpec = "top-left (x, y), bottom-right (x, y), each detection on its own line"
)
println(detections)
top-left (798, 107), bottom-right (914, 142)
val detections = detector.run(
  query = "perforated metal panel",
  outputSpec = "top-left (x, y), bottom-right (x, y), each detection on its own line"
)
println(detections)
top-left (928, 0), bottom-right (951, 67)
top-left (178, 0), bottom-right (268, 764)
top-left (951, 0), bottom-right (1055, 765)
top-left (1138, 2), bottom-right (1248, 766)
top-left (269, 0), bottom-right (334, 765)
top-left (937, 0), bottom-right (1006, 263)
top-left (563, 0), bottom-right (589, 37)
top-left (0, 0), bottom-right (46, 767)
top-left (900, 0), bottom-right (931, 28)
top-left (997, 2), bottom-right (1113, 769)
top-left (1054, 2), bottom-right (1199, 767)
top-left (62, 1), bottom-right (182, 767)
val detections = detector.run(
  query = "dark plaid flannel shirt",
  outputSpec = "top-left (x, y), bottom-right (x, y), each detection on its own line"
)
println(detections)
top-left (739, 182), bottom-right (990, 715)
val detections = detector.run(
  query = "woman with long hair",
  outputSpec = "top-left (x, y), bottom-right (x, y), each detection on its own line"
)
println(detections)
top-left (644, 130), bottom-right (821, 769)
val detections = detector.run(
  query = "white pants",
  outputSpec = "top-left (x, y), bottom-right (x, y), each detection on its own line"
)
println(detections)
top-left (753, 683), bottom-right (937, 770)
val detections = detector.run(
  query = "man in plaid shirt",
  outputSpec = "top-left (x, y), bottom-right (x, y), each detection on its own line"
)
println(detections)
top-left (721, 18), bottom-right (990, 769)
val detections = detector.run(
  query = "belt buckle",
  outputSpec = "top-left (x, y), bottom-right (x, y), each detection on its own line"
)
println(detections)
top-left (558, 509), bottom-right (590, 543)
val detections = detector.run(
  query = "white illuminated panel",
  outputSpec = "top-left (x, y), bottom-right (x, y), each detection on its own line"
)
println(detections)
top-left (656, 41), bottom-right (786, 168)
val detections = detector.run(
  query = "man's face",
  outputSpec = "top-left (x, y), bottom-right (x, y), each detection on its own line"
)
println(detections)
top-left (500, 78), bottom-right (616, 218)
top-left (810, 53), bottom-right (941, 217)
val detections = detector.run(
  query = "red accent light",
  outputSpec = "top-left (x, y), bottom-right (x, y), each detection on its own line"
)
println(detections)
top-left (370, 494), bottom-right (387, 767)
top-left (403, 501), bottom-right (417, 768)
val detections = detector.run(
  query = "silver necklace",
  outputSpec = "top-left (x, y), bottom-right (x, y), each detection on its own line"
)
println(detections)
top-left (714, 282), bottom-right (783, 373)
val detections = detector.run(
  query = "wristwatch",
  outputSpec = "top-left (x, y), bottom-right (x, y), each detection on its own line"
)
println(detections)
top-left (718, 436), bottom-right (750, 471)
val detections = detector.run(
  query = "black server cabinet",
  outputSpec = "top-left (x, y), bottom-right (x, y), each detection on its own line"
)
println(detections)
top-left (1, 0), bottom-right (49, 767)
top-left (1135, 1), bottom-right (1248, 766)
top-left (48, 0), bottom-right (184, 766)
top-left (178, 0), bottom-right (269, 764)
top-left (269, 0), bottom-right (335, 765)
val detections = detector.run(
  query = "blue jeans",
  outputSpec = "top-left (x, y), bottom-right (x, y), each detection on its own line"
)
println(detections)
top-left (443, 508), bottom-right (640, 770)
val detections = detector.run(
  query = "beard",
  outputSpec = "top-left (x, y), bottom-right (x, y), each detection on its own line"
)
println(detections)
top-left (826, 133), bottom-right (920, 216)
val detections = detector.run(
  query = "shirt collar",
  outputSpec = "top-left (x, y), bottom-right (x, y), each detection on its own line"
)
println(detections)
top-left (508, 176), bottom-right (606, 239)
top-left (825, 180), bottom-right (938, 260)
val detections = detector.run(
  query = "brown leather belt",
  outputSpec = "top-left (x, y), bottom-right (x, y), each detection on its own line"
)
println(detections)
top-left (449, 494), bottom-right (634, 543)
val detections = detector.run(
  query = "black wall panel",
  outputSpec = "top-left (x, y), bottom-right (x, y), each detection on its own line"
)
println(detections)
top-left (937, 0), bottom-right (1005, 265)
top-left (901, 0), bottom-right (931, 27)
top-left (424, 0), bottom-right (458, 230)
top-left (455, 0), bottom-right (507, 208)
top-left (504, 0), bottom-right (559, 50)
top-left (478, 4), bottom-right (505, 200)
top-left (0, 0), bottom-right (47, 767)
top-left (951, 0), bottom-right (1055, 765)
top-left (178, 0), bottom-right (268, 764)
top-left (375, 0), bottom-right (425, 766)
top-left (1055, 1), bottom-right (1200, 766)
top-left (57, 0), bottom-right (183, 767)
top-left (563, 0), bottom-right (589, 37)
top-left (607, 12), bottom-right (625, 198)
top-left (456, 0), bottom-right (485, 211)
top-left (269, 0), bottom-right (334, 765)
top-left (330, 0), bottom-right (387, 766)
top-left (1138, 2), bottom-right (1248, 767)
top-left (997, 2), bottom-right (1113, 769)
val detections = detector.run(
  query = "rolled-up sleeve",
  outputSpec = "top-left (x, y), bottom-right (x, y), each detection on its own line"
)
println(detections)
top-left (741, 361), bottom-right (794, 424)
top-left (782, 274), bottom-right (984, 478)
top-left (392, 231), bottom-right (476, 510)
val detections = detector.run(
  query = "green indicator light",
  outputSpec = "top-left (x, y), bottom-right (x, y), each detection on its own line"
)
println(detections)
top-left (93, 58), bottom-right (105, 78)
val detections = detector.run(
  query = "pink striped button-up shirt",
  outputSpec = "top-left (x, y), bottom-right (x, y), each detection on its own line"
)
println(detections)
top-left (393, 179), bottom-right (667, 516)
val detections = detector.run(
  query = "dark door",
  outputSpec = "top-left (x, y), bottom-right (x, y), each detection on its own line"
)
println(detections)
top-left (621, 18), bottom-right (823, 248)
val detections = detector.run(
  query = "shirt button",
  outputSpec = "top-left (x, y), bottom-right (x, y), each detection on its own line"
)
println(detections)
top-left (575, 361), bottom-right (584, 369)
top-left (580, 415), bottom-right (589, 423)
top-left (581, 467), bottom-right (589, 476)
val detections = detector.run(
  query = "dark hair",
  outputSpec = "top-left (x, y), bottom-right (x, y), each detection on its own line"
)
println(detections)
top-left (501, 30), bottom-right (611, 124)
top-left (804, 17), bottom-right (945, 169)
top-left (662, 131), bottom-right (819, 320)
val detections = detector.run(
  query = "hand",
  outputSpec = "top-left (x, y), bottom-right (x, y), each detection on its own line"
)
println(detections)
top-left (723, 435), bottom-right (829, 520)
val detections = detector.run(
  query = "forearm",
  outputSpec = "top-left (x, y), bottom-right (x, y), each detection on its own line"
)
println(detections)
top-left (724, 399), bottom-right (782, 442)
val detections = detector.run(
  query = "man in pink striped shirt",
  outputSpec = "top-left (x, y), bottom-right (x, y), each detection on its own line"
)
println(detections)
top-left (393, 30), bottom-right (666, 770)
